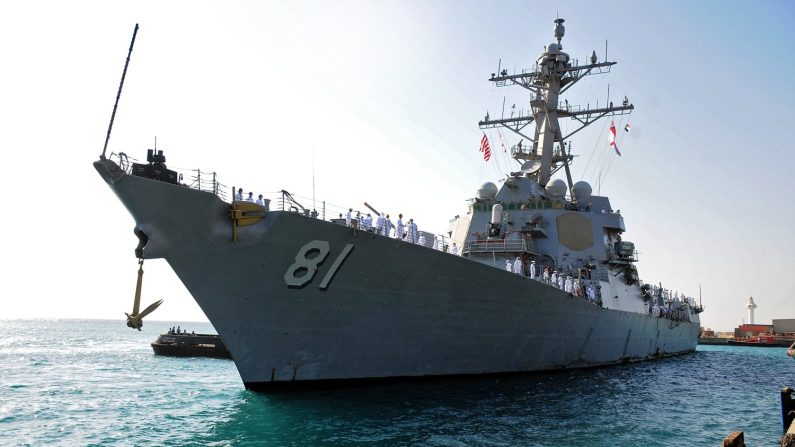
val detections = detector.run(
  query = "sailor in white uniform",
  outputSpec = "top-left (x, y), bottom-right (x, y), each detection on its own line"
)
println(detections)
top-left (564, 276), bottom-right (572, 293)
top-left (396, 214), bottom-right (405, 240)
top-left (558, 274), bottom-right (564, 290)
top-left (513, 256), bottom-right (523, 275)
top-left (550, 271), bottom-right (558, 286)
top-left (417, 232), bottom-right (426, 246)
top-left (345, 208), bottom-right (352, 226)
top-left (363, 214), bottom-right (372, 231)
top-left (246, 192), bottom-right (254, 202)
top-left (505, 260), bottom-right (513, 272)
top-left (235, 188), bottom-right (243, 201)
top-left (432, 237), bottom-right (439, 250)
top-left (384, 214), bottom-right (393, 237)
top-left (529, 261), bottom-right (536, 279)
top-left (451, 242), bottom-right (458, 255)
top-left (407, 219), bottom-right (418, 243)
top-left (543, 268), bottom-right (550, 283)
top-left (375, 213), bottom-right (385, 234)
top-left (256, 194), bottom-right (264, 206)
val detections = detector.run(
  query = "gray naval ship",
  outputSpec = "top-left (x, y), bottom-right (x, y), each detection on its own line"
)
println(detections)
top-left (94, 19), bottom-right (702, 390)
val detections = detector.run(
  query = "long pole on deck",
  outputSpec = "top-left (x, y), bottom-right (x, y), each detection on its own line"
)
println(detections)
top-left (101, 23), bottom-right (139, 160)
top-left (363, 202), bottom-right (380, 216)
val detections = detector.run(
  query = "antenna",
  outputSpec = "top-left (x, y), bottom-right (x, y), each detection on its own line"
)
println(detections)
top-left (479, 17), bottom-right (633, 185)
top-left (312, 147), bottom-right (316, 212)
top-left (554, 18), bottom-right (565, 44)
top-left (101, 23), bottom-right (139, 160)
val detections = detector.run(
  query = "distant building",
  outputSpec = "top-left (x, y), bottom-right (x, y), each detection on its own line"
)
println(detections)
top-left (773, 319), bottom-right (795, 335)
top-left (734, 324), bottom-right (773, 338)
top-left (700, 328), bottom-right (733, 337)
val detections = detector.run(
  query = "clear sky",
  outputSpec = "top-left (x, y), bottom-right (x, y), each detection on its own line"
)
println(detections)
top-left (1, 0), bottom-right (793, 331)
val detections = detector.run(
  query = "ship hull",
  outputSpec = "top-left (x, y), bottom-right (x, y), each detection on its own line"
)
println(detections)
top-left (95, 160), bottom-right (700, 389)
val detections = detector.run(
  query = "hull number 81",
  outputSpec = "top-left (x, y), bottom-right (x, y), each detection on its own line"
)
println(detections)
top-left (283, 240), bottom-right (354, 290)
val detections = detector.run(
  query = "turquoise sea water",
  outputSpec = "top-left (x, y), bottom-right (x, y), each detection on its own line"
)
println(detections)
top-left (1, 319), bottom-right (793, 446)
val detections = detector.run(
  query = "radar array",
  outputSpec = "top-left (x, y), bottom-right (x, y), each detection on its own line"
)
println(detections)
top-left (479, 18), bottom-right (633, 191)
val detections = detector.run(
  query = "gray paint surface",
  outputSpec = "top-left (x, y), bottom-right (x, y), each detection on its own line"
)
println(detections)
top-left (92, 17), bottom-right (700, 388)
top-left (95, 159), bottom-right (699, 386)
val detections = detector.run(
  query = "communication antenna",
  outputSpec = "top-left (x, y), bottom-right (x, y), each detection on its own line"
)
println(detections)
top-left (520, 159), bottom-right (542, 175)
top-left (699, 284), bottom-right (702, 308)
top-left (101, 23), bottom-right (139, 160)
top-left (479, 18), bottom-right (633, 186)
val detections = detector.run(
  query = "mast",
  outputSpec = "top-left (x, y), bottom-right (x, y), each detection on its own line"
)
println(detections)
top-left (101, 24), bottom-right (139, 160)
top-left (479, 18), bottom-right (634, 186)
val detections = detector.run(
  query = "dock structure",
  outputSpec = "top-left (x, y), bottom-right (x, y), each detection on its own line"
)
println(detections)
top-left (722, 431), bottom-right (745, 447)
top-left (783, 387), bottom-right (795, 447)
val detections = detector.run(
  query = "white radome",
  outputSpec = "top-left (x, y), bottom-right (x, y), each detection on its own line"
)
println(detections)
top-left (572, 181), bottom-right (592, 202)
top-left (545, 179), bottom-right (567, 197)
top-left (477, 182), bottom-right (498, 200)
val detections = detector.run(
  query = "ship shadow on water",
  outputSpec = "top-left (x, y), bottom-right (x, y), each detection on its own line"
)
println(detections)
top-left (192, 348), bottom-right (792, 447)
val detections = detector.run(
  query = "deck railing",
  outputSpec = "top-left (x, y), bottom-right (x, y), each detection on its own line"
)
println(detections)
top-left (111, 152), bottom-right (228, 200)
top-left (464, 238), bottom-right (537, 254)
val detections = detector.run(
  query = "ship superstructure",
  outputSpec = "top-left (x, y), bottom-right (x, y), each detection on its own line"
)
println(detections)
top-left (94, 19), bottom-right (702, 390)
top-left (449, 17), bottom-right (664, 317)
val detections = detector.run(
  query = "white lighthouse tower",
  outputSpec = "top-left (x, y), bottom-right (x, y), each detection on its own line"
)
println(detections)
top-left (746, 296), bottom-right (757, 324)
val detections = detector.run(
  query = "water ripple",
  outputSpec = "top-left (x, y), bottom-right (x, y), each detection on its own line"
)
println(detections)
top-left (1, 319), bottom-right (793, 446)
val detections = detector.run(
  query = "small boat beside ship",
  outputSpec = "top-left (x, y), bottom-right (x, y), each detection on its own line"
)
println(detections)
top-left (151, 330), bottom-right (232, 359)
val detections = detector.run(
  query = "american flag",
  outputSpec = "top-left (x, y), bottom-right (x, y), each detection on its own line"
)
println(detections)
top-left (479, 134), bottom-right (492, 161)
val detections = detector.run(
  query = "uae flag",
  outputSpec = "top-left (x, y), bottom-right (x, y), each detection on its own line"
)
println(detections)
top-left (609, 121), bottom-right (621, 156)
top-left (480, 134), bottom-right (492, 161)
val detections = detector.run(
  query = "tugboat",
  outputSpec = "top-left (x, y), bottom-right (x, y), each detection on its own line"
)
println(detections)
top-left (726, 335), bottom-right (795, 348)
top-left (151, 328), bottom-right (232, 359)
